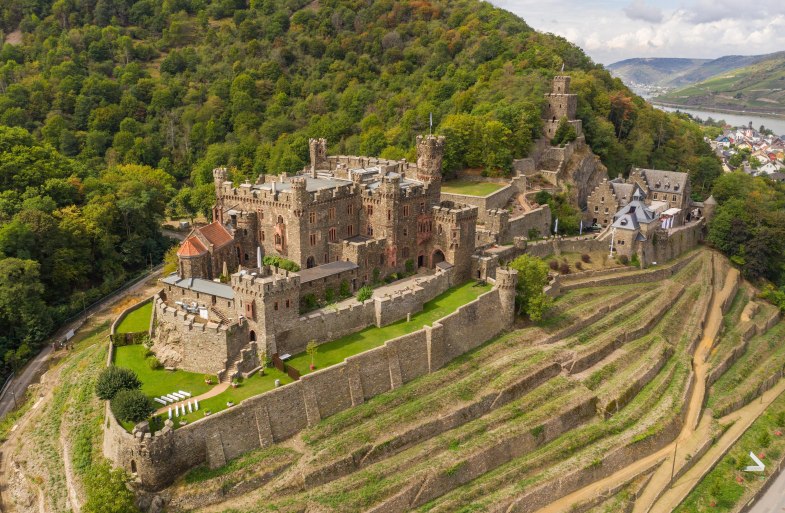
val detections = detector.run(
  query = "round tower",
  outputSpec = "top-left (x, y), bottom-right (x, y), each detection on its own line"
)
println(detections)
top-left (495, 267), bottom-right (519, 328)
top-left (703, 195), bottom-right (717, 223)
top-left (213, 167), bottom-right (228, 223)
top-left (416, 135), bottom-right (445, 184)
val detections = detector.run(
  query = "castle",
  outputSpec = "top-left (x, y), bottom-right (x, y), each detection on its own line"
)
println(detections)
top-left (156, 135), bottom-right (479, 380)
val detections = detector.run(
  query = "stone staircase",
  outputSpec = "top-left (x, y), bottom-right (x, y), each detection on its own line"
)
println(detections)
top-left (210, 307), bottom-right (230, 325)
top-left (220, 353), bottom-right (243, 383)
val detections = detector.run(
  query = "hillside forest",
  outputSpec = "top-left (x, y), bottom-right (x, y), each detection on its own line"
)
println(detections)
top-left (0, 0), bottom-right (726, 378)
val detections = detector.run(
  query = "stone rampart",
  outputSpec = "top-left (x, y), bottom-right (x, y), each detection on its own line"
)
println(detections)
top-left (152, 296), bottom-right (237, 376)
top-left (505, 206), bottom-right (552, 241)
top-left (110, 296), bottom-right (154, 345)
top-left (105, 274), bottom-right (517, 490)
top-left (276, 269), bottom-right (452, 356)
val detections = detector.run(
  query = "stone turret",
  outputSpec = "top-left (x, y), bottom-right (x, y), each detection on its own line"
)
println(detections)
top-left (290, 176), bottom-right (309, 209)
top-left (309, 138), bottom-right (328, 173)
top-left (703, 195), bottom-right (717, 223)
top-left (495, 267), bottom-right (518, 327)
top-left (213, 167), bottom-right (228, 223)
top-left (416, 135), bottom-right (445, 184)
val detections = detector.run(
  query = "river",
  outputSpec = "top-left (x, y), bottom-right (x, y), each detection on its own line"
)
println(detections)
top-left (653, 104), bottom-right (785, 135)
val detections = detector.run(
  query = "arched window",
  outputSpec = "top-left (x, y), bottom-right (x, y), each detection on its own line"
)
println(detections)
top-left (277, 215), bottom-right (284, 225)
top-left (275, 234), bottom-right (282, 245)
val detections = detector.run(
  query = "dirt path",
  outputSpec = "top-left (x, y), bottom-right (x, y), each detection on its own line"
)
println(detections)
top-left (533, 256), bottom-right (739, 513)
top-left (0, 279), bottom-right (164, 513)
top-left (154, 382), bottom-right (230, 416)
top-left (649, 380), bottom-right (785, 513)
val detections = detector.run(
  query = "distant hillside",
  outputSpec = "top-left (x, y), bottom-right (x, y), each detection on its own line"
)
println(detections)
top-left (608, 53), bottom-right (779, 97)
top-left (655, 53), bottom-right (785, 116)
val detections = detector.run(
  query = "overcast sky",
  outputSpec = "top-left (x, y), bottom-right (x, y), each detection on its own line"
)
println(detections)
top-left (490, 0), bottom-right (785, 65)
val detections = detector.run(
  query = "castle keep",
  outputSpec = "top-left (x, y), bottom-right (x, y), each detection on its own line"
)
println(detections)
top-left (156, 135), bottom-right (479, 380)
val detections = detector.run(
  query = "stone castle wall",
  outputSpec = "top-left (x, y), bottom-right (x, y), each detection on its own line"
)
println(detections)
top-left (275, 268), bottom-right (453, 356)
top-left (151, 297), bottom-right (238, 376)
top-left (105, 274), bottom-right (517, 490)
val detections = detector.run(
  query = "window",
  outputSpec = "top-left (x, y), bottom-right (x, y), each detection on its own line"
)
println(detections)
top-left (672, 194), bottom-right (677, 201)
top-left (309, 211), bottom-right (316, 223)
top-left (275, 233), bottom-right (282, 245)
top-left (420, 202), bottom-right (425, 213)
top-left (594, 206), bottom-right (599, 212)
top-left (348, 204), bottom-right (354, 215)
top-left (367, 205), bottom-right (374, 216)
top-left (653, 193), bottom-right (658, 199)
top-left (601, 196), bottom-right (605, 202)
top-left (403, 205), bottom-right (410, 217)
top-left (438, 224), bottom-right (443, 234)
top-left (604, 207), bottom-right (609, 213)
top-left (261, 231), bottom-right (265, 241)
top-left (277, 215), bottom-right (284, 225)
top-left (403, 227), bottom-right (408, 236)
top-left (348, 225), bottom-right (354, 237)
top-left (367, 225), bottom-right (374, 236)
top-left (274, 302), bottom-right (278, 311)
top-left (310, 233), bottom-right (317, 246)
top-left (285, 299), bottom-right (290, 308)
top-left (387, 209), bottom-right (391, 221)
top-left (329, 228), bottom-right (337, 242)
top-left (329, 207), bottom-right (335, 221)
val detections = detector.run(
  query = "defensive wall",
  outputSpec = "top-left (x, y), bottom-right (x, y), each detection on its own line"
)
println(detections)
top-left (109, 296), bottom-right (154, 346)
top-left (276, 268), bottom-right (453, 356)
top-left (104, 270), bottom-right (518, 490)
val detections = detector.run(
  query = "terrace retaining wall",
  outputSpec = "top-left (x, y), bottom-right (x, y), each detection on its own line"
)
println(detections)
top-left (104, 271), bottom-right (518, 491)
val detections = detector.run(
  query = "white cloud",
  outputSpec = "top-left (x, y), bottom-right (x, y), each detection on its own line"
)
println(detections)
top-left (489, 1), bottom-right (785, 64)
top-left (623, 0), bottom-right (663, 23)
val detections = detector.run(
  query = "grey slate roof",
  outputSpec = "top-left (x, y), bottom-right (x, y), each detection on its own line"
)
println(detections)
top-left (253, 177), bottom-right (351, 193)
top-left (638, 168), bottom-right (689, 194)
top-left (609, 182), bottom-right (635, 204)
top-left (298, 260), bottom-right (359, 284)
top-left (162, 274), bottom-right (235, 299)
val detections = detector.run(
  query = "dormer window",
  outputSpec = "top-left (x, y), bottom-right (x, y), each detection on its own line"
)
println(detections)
top-left (674, 184), bottom-right (680, 191)
top-left (655, 182), bottom-right (661, 188)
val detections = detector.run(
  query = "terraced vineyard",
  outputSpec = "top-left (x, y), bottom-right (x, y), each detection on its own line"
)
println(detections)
top-left (158, 249), bottom-right (785, 513)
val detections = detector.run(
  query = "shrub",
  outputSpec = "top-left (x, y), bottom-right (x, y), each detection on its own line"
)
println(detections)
top-left (263, 255), bottom-right (300, 272)
top-left (356, 285), bottom-right (373, 302)
top-left (551, 116), bottom-right (577, 146)
top-left (618, 254), bottom-right (629, 265)
top-left (372, 267), bottom-right (381, 283)
top-left (575, 261), bottom-right (583, 270)
top-left (548, 260), bottom-right (559, 271)
top-left (339, 280), bottom-right (350, 299)
top-left (110, 389), bottom-right (155, 424)
top-left (509, 254), bottom-right (551, 321)
top-left (527, 228), bottom-right (540, 240)
top-left (581, 253), bottom-right (591, 263)
top-left (559, 262), bottom-right (571, 274)
top-left (95, 366), bottom-right (141, 400)
top-left (146, 356), bottom-right (162, 370)
top-left (325, 287), bottom-right (335, 303)
top-left (534, 191), bottom-right (552, 205)
top-left (300, 293), bottom-right (318, 312)
top-left (630, 253), bottom-right (641, 268)
top-left (82, 462), bottom-right (139, 513)
top-left (405, 259), bottom-right (415, 273)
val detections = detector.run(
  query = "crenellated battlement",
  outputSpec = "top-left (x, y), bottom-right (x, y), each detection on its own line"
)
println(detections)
top-left (230, 268), bottom-right (300, 298)
top-left (432, 203), bottom-right (478, 224)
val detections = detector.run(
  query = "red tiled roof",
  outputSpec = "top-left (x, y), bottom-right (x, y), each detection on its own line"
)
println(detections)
top-left (197, 222), bottom-right (233, 248)
top-left (177, 237), bottom-right (208, 257)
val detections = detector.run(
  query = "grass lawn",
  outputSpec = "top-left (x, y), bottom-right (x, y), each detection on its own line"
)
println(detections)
top-left (287, 281), bottom-right (492, 376)
top-left (441, 180), bottom-right (505, 196)
top-left (115, 302), bottom-right (152, 333)
top-left (161, 367), bottom-right (293, 427)
top-left (113, 344), bottom-right (215, 398)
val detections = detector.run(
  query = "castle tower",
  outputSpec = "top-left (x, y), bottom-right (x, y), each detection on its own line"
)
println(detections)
top-left (543, 76), bottom-right (579, 139)
top-left (416, 135), bottom-right (445, 185)
top-left (703, 195), bottom-right (717, 223)
top-left (213, 167), bottom-right (228, 223)
top-left (309, 138), bottom-right (328, 173)
top-left (495, 267), bottom-right (518, 328)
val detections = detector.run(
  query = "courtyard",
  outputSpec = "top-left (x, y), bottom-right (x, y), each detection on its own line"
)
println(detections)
top-left (440, 180), bottom-right (506, 196)
top-left (286, 280), bottom-right (492, 375)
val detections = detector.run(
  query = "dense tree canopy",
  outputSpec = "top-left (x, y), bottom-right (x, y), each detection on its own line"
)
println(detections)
top-left (707, 172), bottom-right (785, 283)
top-left (0, 0), bottom-right (721, 376)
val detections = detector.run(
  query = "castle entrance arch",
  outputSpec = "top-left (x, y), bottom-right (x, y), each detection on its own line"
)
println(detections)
top-left (306, 256), bottom-right (316, 269)
top-left (431, 249), bottom-right (445, 268)
top-left (417, 254), bottom-right (425, 268)
top-left (249, 330), bottom-right (256, 342)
